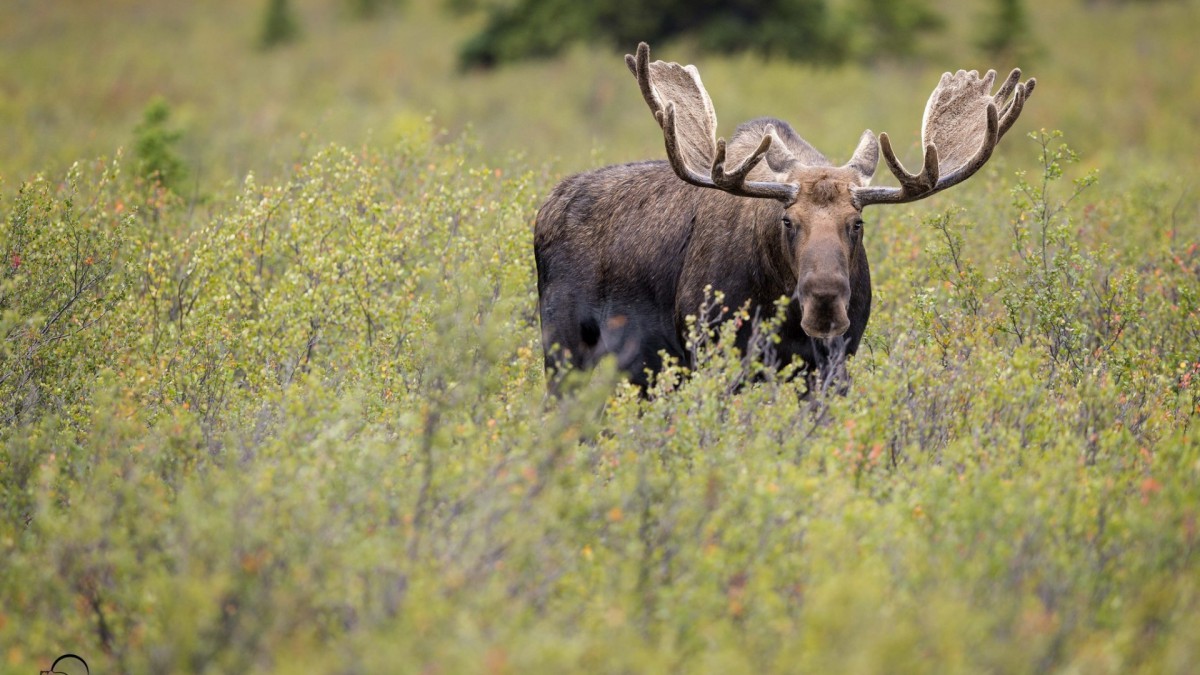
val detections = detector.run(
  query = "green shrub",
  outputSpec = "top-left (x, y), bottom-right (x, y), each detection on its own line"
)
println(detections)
top-left (0, 159), bottom-right (132, 428)
top-left (1, 128), bottom-right (1198, 672)
top-left (1, 2), bottom-right (1199, 669)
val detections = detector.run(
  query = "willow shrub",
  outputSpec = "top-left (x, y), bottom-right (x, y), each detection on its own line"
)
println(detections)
top-left (1, 129), bottom-right (1198, 673)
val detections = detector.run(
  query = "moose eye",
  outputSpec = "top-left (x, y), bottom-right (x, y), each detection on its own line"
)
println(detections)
top-left (781, 216), bottom-right (794, 230)
top-left (850, 218), bottom-right (864, 235)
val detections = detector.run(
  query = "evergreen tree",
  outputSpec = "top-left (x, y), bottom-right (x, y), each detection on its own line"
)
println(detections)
top-left (133, 97), bottom-right (187, 191)
top-left (853, 0), bottom-right (944, 61)
top-left (347, 0), bottom-right (403, 19)
top-left (260, 0), bottom-right (300, 49)
top-left (977, 0), bottom-right (1037, 62)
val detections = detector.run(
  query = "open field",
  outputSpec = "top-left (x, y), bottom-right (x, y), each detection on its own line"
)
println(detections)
top-left (2, 0), bottom-right (1199, 672)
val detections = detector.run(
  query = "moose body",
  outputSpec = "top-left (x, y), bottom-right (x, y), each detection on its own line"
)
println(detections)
top-left (536, 121), bottom-right (871, 389)
top-left (535, 43), bottom-right (1034, 391)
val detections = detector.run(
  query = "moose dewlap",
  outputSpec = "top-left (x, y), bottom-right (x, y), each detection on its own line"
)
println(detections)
top-left (534, 42), bottom-right (1035, 392)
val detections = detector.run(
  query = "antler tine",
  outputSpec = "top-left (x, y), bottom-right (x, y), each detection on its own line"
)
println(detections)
top-left (713, 135), bottom-right (767, 188)
top-left (626, 42), bottom-right (799, 204)
top-left (661, 104), bottom-right (798, 203)
top-left (713, 131), bottom-right (800, 203)
top-left (627, 42), bottom-right (663, 123)
top-left (998, 78), bottom-right (1035, 139)
top-left (853, 66), bottom-right (1034, 209)
top-left (994, 68), bottom-right (1021, 106)
top-left (878, 132), bottom-right (939, 195)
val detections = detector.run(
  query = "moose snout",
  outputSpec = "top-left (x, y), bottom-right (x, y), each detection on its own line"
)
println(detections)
top-left (798, 273), bottom-right (851, 339)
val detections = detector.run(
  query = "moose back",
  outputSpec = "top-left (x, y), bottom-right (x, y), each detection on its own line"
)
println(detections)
top-left (534, 43), bottom-right (1035, 391)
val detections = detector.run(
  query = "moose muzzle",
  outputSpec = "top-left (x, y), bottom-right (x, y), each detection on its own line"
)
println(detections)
top-left (798, 272), bottom-right (851, 339)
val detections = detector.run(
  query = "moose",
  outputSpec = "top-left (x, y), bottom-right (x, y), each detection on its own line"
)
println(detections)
top-left (534, 42), bottom-right (1035, 392)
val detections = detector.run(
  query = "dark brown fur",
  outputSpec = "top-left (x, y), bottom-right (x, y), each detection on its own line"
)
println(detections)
top-left (535, 118), bottom-right (870, 391)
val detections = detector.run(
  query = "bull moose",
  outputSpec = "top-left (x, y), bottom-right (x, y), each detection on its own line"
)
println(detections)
top-left (534, 42), bottom-right (1035, 392)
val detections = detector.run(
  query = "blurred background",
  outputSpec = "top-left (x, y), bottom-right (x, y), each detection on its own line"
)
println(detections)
top-left (0, 0), bottom-right (1196, 192)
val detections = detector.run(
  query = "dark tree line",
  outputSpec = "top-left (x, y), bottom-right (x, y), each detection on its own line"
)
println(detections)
top-left (454, 0), bottom-right (950, 69)
top-left (458, 0), bottom-right (848, 68)
top-left (253, 0), bottom-right (1037, 66)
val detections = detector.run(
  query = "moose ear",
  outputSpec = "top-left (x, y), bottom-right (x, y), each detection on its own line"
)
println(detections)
top-left (762, 126), bottom-right (799, 175)
top-left (845, 130), bottom-right (879, 185)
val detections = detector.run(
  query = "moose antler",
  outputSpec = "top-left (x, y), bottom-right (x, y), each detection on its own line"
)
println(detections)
top-left (852, 67), bottom-right (1036, 208)
top-left (626, 43), bottom-right (799, 204)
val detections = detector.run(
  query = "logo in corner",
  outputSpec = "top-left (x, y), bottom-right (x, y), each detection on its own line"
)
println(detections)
top-left (40, 653), bottom-right (89, 675)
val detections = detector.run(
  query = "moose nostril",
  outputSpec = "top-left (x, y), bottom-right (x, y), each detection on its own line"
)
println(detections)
top-left (811, 292), bottom-right (839, 307)
top-left (801, 274), bottom-right (850, 302)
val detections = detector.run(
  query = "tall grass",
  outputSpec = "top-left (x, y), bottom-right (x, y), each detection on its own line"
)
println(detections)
top-left (1, 121), bottom-right (1197, 672)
